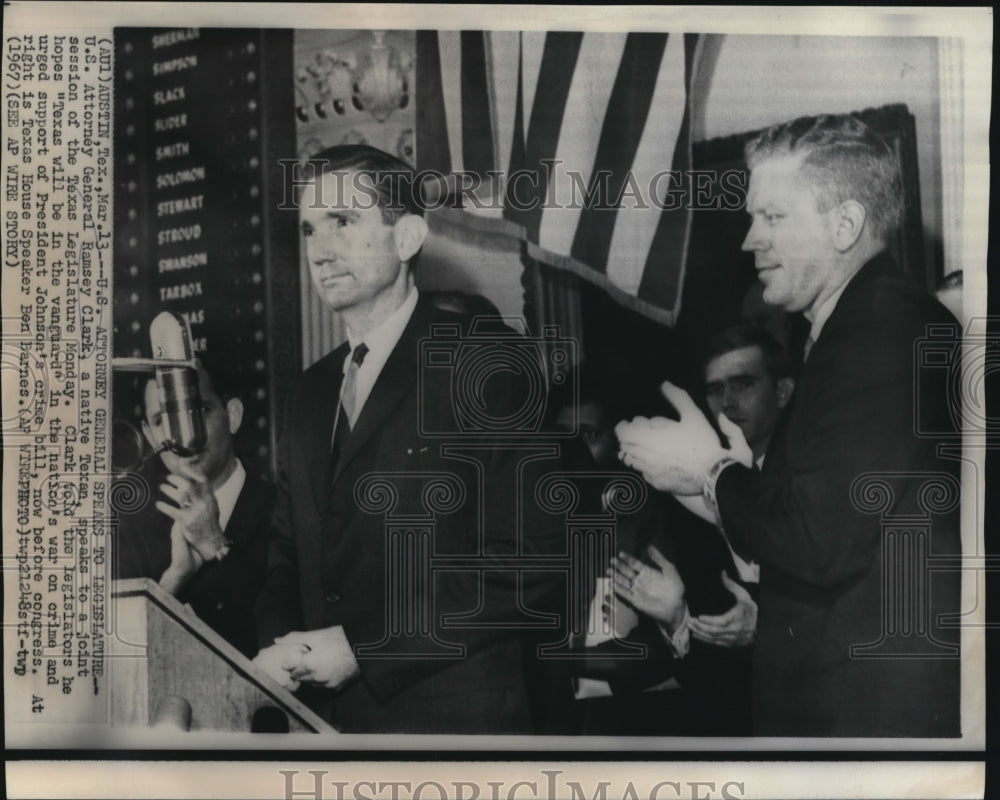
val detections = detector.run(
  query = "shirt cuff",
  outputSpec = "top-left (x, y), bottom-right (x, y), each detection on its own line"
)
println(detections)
top-left (702, 454), bottom-right (740, 522)
top-left (657, 605), bottom-right (691, 659)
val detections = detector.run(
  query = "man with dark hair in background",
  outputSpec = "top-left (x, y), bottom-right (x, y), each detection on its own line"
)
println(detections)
top-left (592, 326), bottom-right (790, 734)
top-left (617, 114), bottom-right (962, 736)
top-left (253, 144), bottom-right (564, 733)
top-left (631, 325), bottom-right (796, 656)
top-left (114, 351), bottom-right (274, 658)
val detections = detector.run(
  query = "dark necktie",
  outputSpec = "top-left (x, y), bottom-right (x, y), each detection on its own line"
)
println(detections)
top-left (330, 342), bottom-right (369, 470)
top-left (341, 342), bottom-right (369, 428)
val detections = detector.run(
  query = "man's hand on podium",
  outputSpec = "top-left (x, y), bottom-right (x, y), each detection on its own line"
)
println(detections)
top-left (253, 627), bottom-right (361, 692)
top-left (253, 641), bottom-right (311, 691)
top-left (277, 626), bottom-right (361, 690)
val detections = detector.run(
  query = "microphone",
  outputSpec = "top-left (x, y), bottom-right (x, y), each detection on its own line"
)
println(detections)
top-left (149, 311), bottom-right (206, 456)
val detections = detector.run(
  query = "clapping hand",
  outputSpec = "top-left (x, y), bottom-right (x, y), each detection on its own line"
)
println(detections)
top-left (601, 587), bottom-right (640, 638)
top-left (155, 473), bottom-right (227, 561)
top-left (616, 382), bottom-right (752, 495)
top-left (688, 571), bottom-right (758, 648)
top-left (608, 546), bottom-right (687, 633)
top-left (159, 521), bottom-right (205, 595)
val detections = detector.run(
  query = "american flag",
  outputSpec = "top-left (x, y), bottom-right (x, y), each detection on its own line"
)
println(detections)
top-left (417, 30), bottom-right (704, 325)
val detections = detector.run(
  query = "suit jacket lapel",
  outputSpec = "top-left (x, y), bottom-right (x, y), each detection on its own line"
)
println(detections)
top-left (225, 475), bottom-right (256, 544)
top-left (329, 296), bottom-right (430, 488)
top-left (226, 474), bottom-right (272, 544)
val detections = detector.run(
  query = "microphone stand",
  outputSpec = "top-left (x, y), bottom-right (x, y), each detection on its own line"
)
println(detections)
top-left (112, 357), bottom-right (198, 372)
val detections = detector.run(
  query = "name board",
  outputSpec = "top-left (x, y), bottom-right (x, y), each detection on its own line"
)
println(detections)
top-left (113, 28), bottom-right (287, 478)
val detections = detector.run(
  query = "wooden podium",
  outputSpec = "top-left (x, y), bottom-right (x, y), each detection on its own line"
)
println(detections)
top-left (110, 579), bottom-right (335, 733)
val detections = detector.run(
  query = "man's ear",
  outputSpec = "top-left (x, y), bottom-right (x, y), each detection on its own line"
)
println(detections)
top-left (393, 214), bottom-right (429, 263)
top-left (225, 397), bottom-right (245, 435)
top-left (776, 377), bottom-right (795, 409)
top-left (830, 200), bottom-right (866, 251)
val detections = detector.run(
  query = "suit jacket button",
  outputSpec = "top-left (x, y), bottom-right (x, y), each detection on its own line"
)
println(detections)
top-left (325, 592), bottom-right (341, 604)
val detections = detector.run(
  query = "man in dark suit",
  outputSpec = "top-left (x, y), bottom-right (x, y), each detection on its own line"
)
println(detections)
top-left (680, 325), bottom-right (796, 648)
top-left (253, 145), bottom-right (563, 733)
top-left (114, 355), bottom-right (274, 658)
top-left (617, 114), bottom-right (961, 737)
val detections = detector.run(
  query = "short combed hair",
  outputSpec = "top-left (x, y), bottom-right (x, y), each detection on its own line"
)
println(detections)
top-left (305, 144), bottom-right (425, 225)
top-left (702, 325), bottom-right (791, 384)
top-left (745, 114), bottom-right (903, 242)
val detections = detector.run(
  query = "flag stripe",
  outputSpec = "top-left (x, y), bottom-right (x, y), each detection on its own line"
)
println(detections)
top-left (437, 31), bottom-right (465, 175)
top-left (416, 30), bottom-right (703, 325)
top-left (415, 31), bottom-right (451, 174)
top-left (570, 32), bottom-right (669, 274)
top-left (460, 31), bottom-right (495, 176)
top-left (537, 32), bottom-right (628, 258)
top-left (488, 31), bottom-right (521, 185)
top-left (503, 38), bottom-right (526, 217)
top-left (638, 33), bottom-right (700, 313)
top-left (518, 32), bottom-right (585, 240)
top-left (605, 32), bottom-right (687, 296)
top-left (520, 32), bottom-right (547, 146)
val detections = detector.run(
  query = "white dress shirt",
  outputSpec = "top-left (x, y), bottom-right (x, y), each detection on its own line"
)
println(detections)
top-left (343, 287), bottom-right (419, 427)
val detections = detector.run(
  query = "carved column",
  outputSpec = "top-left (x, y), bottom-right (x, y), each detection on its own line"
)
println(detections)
top-left (850, 472), bottom-right (961, 659)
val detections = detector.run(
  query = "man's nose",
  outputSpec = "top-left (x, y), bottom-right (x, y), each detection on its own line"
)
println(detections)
top-left (722, 386), bottom-right (739, 411)
top-left (741, 219), bottom-right (766, 252)
top-left (308, 239), bottom-right (338, 262)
